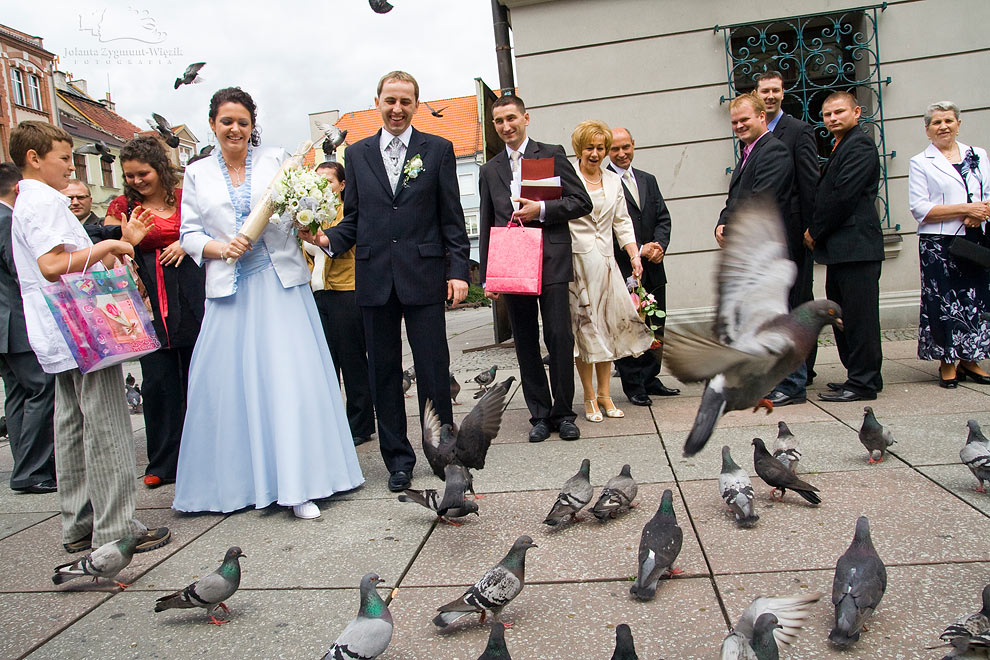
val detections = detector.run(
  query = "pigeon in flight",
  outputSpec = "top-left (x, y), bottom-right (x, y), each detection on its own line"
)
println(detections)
top-left (316, 121), bottom-right (348, 161)
top-left (421, 387), bottom-right (507, 482)
top-left (423, 100), bottom-right (448, 118)
top-left (186, 144), bottom-right (214, 165)
top-left (148, 112), bottom-right (180, 148)
top-left (76, 141), bottom-right (115, 163)
top-left (174, 62), bottom-right (205, 89)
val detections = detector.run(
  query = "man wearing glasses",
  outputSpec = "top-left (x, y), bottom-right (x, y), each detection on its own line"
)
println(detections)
top-left (62, 179), bottom-right (102, 226)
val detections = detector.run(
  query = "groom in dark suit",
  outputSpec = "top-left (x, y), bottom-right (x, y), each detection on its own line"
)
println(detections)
top-left (320, 71), bottom-right (470, 491)
top-left (478, 94), bottom-right (592, 443)
top-left (606, 127), bottom-right (679, 406)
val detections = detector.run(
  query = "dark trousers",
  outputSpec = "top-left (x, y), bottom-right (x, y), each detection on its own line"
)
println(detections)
top-left (616, 284), bottom-right (665, 399)
top-left (139, 346), bottom-right (193, 480)
top-left (363, 288), bottom-right (450, 474)
top-left (0, 350), bottom-right (55, 489)
top-left (503, 282), bottom-right (576, 427)
top-left (825, 260), bottom-right (883, 394)
top-left (314, 289), bottom-right (375, 438)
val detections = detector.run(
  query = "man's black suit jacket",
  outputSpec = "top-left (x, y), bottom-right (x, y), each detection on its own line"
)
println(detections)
top-left (0, 204), bottom-right (31, 354)
top-left (327, 128), bottom-right (471, 306)
top-left (478, 140), bottom-right (592, 286)
top-left (772, 113), bottom-right (820, 259)
top-left (717, 132), bottom-right (794, 228)
top-left (607, 164), bottom-right (672, 292)
top-left (809, 127), bottom-right (884, 265)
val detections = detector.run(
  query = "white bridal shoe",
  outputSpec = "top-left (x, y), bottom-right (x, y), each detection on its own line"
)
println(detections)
top-left (292, 501), bottom-right (320, 519)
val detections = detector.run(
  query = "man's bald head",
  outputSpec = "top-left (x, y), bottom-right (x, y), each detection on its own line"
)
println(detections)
top-left (609, 127), bottom-right (636, 170)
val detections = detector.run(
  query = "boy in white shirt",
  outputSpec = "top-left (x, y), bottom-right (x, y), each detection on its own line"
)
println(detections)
top-left (9, 121), bottom-right (170, 553)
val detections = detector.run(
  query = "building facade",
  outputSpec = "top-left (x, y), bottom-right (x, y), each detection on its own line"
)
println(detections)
top-left (499, 0), bottom-right (990, 330)
top-left (0, 23), bottom-right (59, 161)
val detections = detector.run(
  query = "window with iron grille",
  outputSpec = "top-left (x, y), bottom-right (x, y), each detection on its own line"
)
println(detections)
top-left (717, 4), bottom-right (896, 228)
top-left (27, 74), bottom-right (43, 110)
top-left (10, 69), bottom-right (26, 106)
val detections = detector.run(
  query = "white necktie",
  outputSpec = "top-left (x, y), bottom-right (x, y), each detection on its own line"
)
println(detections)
top-left (623, 169), bottom-right (640, 206)
top-left (385, 136), bottom-right (404, 191)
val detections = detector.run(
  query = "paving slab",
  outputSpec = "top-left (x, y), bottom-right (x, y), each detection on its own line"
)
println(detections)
top-left (808, 359), bottom-right (937, 391)
top-left (1, 591), bottom-right (110, 660)
top-left (0, 440), bottom-right (14, 472)
top-left (486, 403), bottom-right (659, 444)
top-left (679, 468), bottom-right (990, 575)
top-left (917, 463), bottom-right (990, 516)
top-left (667, 419), bottom-right (905, 482)
top-left (390, 578), bottom-right (725, 660)
top-left (868, 411), bottom-right (990, 468)
top-left (815, 380), bottom-right (990, 426)
top-left (717, 562), bottom-right (990, 660)
top-left (130, 497), bottom-right (431, 591)
top-left (0, 510), bottom-right (223, 592)
top-left (0, 511), bottom-right (55, 542)
top-left (0, 476), bottom-right (59, 514)
top-left (403, 483), bottom-right (706, 586)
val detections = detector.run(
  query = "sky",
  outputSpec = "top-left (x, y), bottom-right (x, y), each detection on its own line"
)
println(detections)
top-left (6, 0), bottom-right (504, 150)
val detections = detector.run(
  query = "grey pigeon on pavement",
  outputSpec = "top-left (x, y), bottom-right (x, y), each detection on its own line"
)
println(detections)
top-left (125, 378), bottom-right (142, 414)
top-left (52, 534), bottom-right (145, 588)
top-left (753, 438), bottom-right (821, 505)
top-left (475, 375), bottom-right (515, 400)
top-left (829, 516), bottom-right (887, 648)
top-left (719, 446), bottom-right (759, 528)
top-left (422, 387), bottom-right (507, 481)
top-left (398, 463), bottom-right (479, 522)
top-left (403, 366), bottom-right (416, 382)
top-left (174, 62), bottom-right (205, 88)
top-left (322, 573), bottom-right (393, 660)
top-left (665, 200), bottom-right (842, 456)
top-left (450, 372), bottom-right (461, 404)
top-left (154, 547), bottom-right (245, 625)
top-left (611, 623), bottom-right (639, 660)
top-left (402, 371), bottom-right (413, 397)
top-left (543, 458), bottom-right (593, 526)
top-left (859, 406), bottom-right (896, 463)
top-left (432, 535), bottom-right (537, 628)
top-left (960, 419), bottom-right (990, 492)
top-left (772, 421), bottom-right (801, 474)
top-left (630, 489), bottom-right (683, 601)
top-left (934, 583), bottom-right (990, 656)
top-left (477, 621), bottom-right (511, 660)
top-left (720, 593), bottom-right (822, 659)
top-left (592, 464), bottom-right (638, 520)
top-left (473, 365), bottom-right (497, 390)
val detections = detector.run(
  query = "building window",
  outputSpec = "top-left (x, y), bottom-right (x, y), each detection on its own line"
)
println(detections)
top-left (101, 159), bottom-right (114, 187)
top-left (464, 211), bottom-right (479, 238)
top-left (73, 153), bottom-right (88, 183)
top-left (179, 146), bottom-right (192, 166)
top-left (27, 74), bottom-right (43, 110)
top-left (10, 69), bottom-right (26, 106)
top-left (718, 4), bottom-right (894, 228)
top-left (458, 171), bottom-right (475, 197)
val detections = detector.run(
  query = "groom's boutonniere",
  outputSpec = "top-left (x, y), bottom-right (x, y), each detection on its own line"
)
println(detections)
top-left (402, 154), bottom-right (424, 187)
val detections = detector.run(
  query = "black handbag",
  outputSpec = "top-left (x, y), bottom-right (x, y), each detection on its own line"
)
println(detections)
top-left (948, 225), bottom-right (990, 269)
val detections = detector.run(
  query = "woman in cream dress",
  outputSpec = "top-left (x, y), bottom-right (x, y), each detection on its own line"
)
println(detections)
top-left (569, 120), bottom-right (654, 422)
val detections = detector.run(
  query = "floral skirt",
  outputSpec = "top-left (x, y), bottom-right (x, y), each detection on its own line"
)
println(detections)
top-left (569, 251), bottom-right (653, 364)
top-left (918, 235), bottom-right (990, 361)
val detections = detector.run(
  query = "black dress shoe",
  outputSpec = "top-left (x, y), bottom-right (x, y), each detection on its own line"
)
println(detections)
top-left (766, 390), bottom-right (807, 406)
top-left (959, 365), bottom-right (990, 385)
top-left (557, 420), bottom-right (581, 441)
top-left (646, 381), bottom-right (680, 396)
top-left (826, 382), bottom-right (845, 391)
top-left (352, 435), bottom-right (373, 447)
top-left (628, 393), bottom-right (652, 406)
top-left (388, 471), bottom-right (412, 492)
top-left (817, 388), bottom-right (876, 402)
top-left (528, 420), bottom-right (551, 443)
top-left (15, 479), bottom-right (57, 494)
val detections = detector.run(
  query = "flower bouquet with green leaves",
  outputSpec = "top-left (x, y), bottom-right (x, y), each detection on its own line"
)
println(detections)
top-left (269, 166), bottom-right (339, 234)
top-left (627, 276), bottom-right (666, 350)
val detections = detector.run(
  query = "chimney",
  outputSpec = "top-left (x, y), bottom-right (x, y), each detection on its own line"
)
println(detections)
top-left (69, 78), bottom-right (89, 96)
top-left (100, 92), bottom-right (115, 111)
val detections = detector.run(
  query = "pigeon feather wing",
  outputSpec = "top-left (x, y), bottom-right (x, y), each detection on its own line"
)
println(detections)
top-left (664, 330), bottom-right (793, 384)
top-left (330, 617), bottom-right (393, 660)
top-left (187, 570), bottom-right (238, 605)
top-left (421, 400), bottom-right (447, 479)
top-left (715, 201), bottom-right (796, 346)
top-left (733, 593), bottom-right (822, 647)
top-left (455, 388), bottom-right (506, 469)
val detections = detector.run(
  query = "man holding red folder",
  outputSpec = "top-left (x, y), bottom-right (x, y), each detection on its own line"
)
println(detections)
top-left (479, 95), bottom-right (592, 442)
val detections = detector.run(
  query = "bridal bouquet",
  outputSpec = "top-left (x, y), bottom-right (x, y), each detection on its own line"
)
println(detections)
top-left (269, 166), bottom-right (339, 234)
top-left (627, 276), bottom-right (666, 349)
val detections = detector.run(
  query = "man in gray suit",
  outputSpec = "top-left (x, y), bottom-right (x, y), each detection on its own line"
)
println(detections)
top-left (0, 162), bottom-right (56, 493)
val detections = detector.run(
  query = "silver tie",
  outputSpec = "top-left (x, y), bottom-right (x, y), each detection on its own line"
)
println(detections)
top-left (623, 169), bottom-right (640, 206)
top-left (509, 150), bottom-right (521, 174)
top-left (385, 136), bottom-right (404, 191)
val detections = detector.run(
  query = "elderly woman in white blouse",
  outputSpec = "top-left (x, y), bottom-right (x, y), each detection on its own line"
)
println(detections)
top-left (908, 101), bottom-right (990, 388)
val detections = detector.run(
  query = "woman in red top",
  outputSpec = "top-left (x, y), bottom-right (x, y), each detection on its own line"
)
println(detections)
top-left (107, 136), bottom-right (206, 487)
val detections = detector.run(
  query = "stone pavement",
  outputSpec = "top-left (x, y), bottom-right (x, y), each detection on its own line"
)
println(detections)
top-left (2, 307), bottom-right (990, 659)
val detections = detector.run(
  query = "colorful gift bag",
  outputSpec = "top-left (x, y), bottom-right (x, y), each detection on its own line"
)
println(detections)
top-left (42, 266), bottom-right (161, 373)
top-left (485, 220), bottom-right (543, 295)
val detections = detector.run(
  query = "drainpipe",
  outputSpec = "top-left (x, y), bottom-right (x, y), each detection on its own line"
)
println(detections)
top-left (491, 0), bottom-right (514, 95)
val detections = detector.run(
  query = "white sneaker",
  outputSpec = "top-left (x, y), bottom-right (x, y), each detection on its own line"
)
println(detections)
top-left (292, 501), bottom-right (320, 519)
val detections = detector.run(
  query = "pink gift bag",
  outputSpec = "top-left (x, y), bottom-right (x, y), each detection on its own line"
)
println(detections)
top-left (43, 265), bottom-right (161, 373)
top-left (485, 220), bottom-right (543, 295)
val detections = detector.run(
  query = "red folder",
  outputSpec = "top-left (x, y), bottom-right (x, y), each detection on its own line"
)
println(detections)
top-left (520, 157), bottom-right (562, 201)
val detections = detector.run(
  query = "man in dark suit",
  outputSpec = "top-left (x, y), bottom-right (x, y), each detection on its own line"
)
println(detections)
top-left (756, 71), bottom-right (822, 404)
top-left (320, 71), bottom-right (471, 491)
top-left (0, 162), bottom-right (56, 493)
top-left (806, 91), bottom-right (884, 402)
top-left (478, 94), bottom-right (592, 443)
top-left (715, 94), bottom-right (794, 248)
top-left (606, 127), bottom-right (679, 406)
